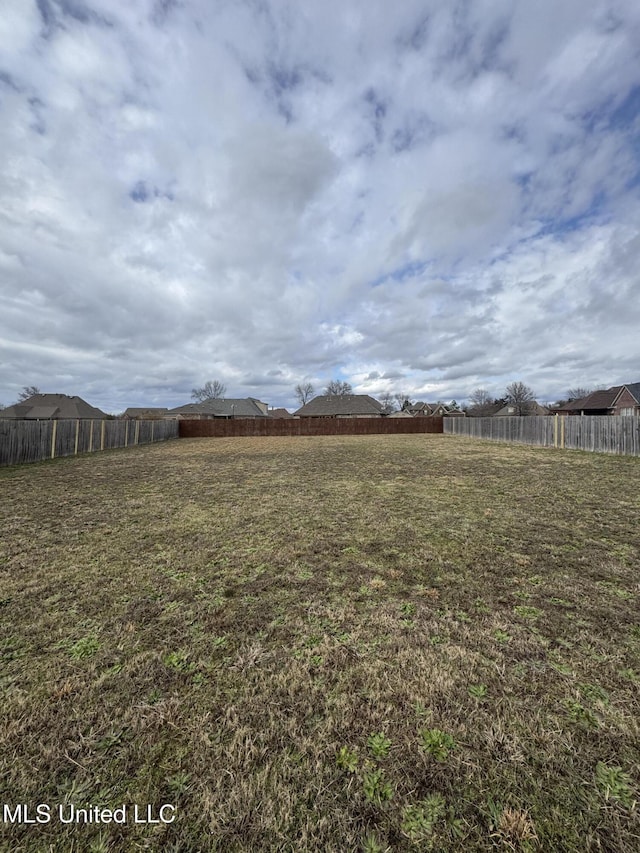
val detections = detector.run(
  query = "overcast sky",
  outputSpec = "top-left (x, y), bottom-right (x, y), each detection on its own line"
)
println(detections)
top-left (1, 0), bottom-right (639, 412)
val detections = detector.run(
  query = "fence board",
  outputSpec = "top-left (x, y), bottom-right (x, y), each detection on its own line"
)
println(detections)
top-left (179, 416), bottom-right (444, 439)
top-left (0, 419), bottom-right (179, 467)
top-left (444, 415), bottom-right (640, 456)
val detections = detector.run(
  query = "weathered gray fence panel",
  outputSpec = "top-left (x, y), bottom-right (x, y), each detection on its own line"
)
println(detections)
top-left (0, 419), bottom-right (178, 467)
top-left (444, 415), bottom-right (640, 456)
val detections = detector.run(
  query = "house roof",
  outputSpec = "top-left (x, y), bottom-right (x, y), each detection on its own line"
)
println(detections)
top-left (623, 383), bottom-right (640, 404)
top-left (167, 398), bottom-right (268, 417)
top-left (294, 394), bottom-right (384, 417)
top-left (267, 408), bottom-right (293, 418)
top-left (122, 407), bottom-right (169, 418)
top-left (0, 394), bottom-right (107, 419)
top-left (563, 387), bottom-right (622, 411)
top-left (493, 401), bottom-right (550, 416)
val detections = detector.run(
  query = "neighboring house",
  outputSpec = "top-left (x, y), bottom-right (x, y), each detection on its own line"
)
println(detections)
top-left (493, 401), bottom-right (550, 417)
top-left (294, 394), bottom-right (384, 418)
top-left (387, 409), bottom-right (414, 418)
top-left (404, 401), bottom-right (432, 416)
top-left (466, 402), bottom-right (504, 418)
top-left (165, 398), bottom-right (269, 419)
top-left (267, 408), bottom-right (293, 418)
top-left (402, 401), bottom-right (462, 416)
top-left (122, 407), bottom-right (169, 419)
top-left (556, 384), bottom-right (640, 416)
top-left (0, 393), bottom-right (106, 419)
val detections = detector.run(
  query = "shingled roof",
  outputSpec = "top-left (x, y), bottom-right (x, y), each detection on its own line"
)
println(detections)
top-left (167, 398), bottom-right (269, 417)
top-left (122, 407), bottom-right (169, 419)
top-left (294, 394), bottom-right (384, 417)
top-left (562, 387), bottom-right (622, 412)
top-left (0, 394), bottom-right (106, 419)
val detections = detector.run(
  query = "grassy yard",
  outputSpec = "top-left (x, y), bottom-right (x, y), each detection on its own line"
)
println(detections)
top-left (0, 434), bottom-right (638, 852)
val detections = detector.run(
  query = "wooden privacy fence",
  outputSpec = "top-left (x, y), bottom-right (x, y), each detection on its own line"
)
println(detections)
top-left (179, 416), bottom-right (444, 438)
top-left (444, 415), bottom-right (640, 456)
top-left (0, 418), bottom-right (179, 467)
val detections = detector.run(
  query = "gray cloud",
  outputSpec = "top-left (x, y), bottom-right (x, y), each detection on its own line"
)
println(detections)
top-left (1, 0), bottom-right (639, 412)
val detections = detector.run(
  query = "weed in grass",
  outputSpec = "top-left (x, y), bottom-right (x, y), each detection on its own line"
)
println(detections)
top-left (494, 629), bottom-right (512, 644)
top-left (597, 580), bottom-right (633, 600)
top-left (550, 661), bottom-right (573, 676)
top-left (420, 728), bottom-right (456, 761)
top-left (401, 793), bottom-right (465, 845)
top-left (468, 684), bottom-right (488, 699)
top-left (595, 762), bottom-right (635, 808)
top-left (336, 746), bottom-right (359, 773)
top-left (88, 834), bottom-right (110, 853)
top-left (360, 831), bottom-right (390, 853)
top-left (165, 771), bottom-right (192, 798)
top-left (565, 700), bottom-right (599, 730)
top-left (550, 597), bottom-right (573, 607)
top-left (619, 667), bottom-right (638, 682)
top-left (414, 700), bottom-right (429, 719)
top-left (69, 635), bottom-right (100, 659)
top-left (513, 605), bottom-right (542, 620)
top-left (579, 682), bottom-right (610, 706)
top-left (429, 634), bottom-right (445, 646)
top-left (514, 590), bottom-right (532, 601)
top-left (362, 768), bottom-right (393, 805)
top-left (164, 650), bottom-right (195, 672)
top-left (367, 732), bottom-right (392, 759)
top-left (401, 793), bottom-right (446, 843)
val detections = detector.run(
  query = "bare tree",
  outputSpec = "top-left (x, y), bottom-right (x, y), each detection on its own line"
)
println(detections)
top-left (324, 380), bottom-right (353, 396)
top-left (394, 393), bottom-right (413, 410)
top-left (18, 385), bottom-right (41, 402)
top-left (567, 387), bottom-right (591, 401)
top-left (467, 388), bottom-right (493, 416)
top-left (379, 392), bottom-right (396, 413)
top-left (191, 380), bottom-right (227, 401)
top-left (294, 382), bottom-right (314, 405)
top-left (505, 381), bottom-right (536, 415)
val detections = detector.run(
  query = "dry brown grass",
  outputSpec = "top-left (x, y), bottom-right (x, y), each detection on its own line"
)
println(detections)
top-left (0, 435), bottom-right (639, 851)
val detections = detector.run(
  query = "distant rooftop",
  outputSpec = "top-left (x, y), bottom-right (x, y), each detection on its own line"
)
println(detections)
top-left (0, 394), bottom-right (106, 419)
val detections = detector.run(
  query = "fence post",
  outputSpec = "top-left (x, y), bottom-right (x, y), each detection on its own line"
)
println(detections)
top-left (561, 416), bottom-right (565, 449)
top-left (125, 420), bottom-right (129, 447)
top-left (50, 420), bottom-right (58, 459)
top-left (135, 421), bottom-right (140, 445)
top-left (89, 420), bottom-right (94, 452)
top-left (151, 420), bottom-right (155, 442)
top-left (100, 420), bottom-right (106, 451)
top-left (554, 414), bottom-right (558, 448)
top-left (74, 419), bottom-right (80, 455)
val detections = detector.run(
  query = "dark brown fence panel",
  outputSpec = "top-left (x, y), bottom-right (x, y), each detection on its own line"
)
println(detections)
top-left (179, 416), bottom-right (444, 438)
top-left (0, 419), bottom-right (179, 467)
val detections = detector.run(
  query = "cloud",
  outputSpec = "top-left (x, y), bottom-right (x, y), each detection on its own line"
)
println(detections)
top-left (0, 0), bottom-right (639, 411)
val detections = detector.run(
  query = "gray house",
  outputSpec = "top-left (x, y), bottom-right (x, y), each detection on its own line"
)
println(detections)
top-left (0, 393), bottom-right (106, 419)
top-left (165, 398), bottom-right (269, 419)
top-left (294, 394), bottom-right (384, 418)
